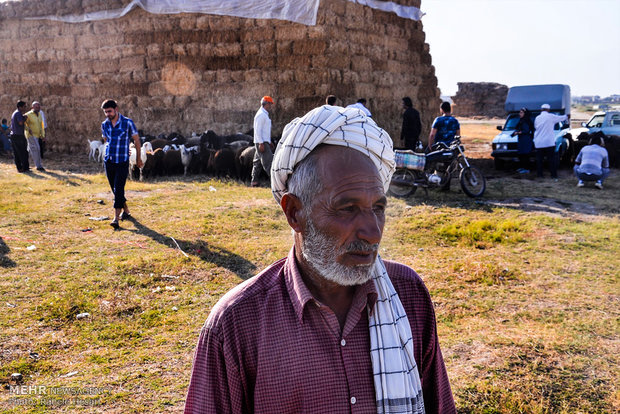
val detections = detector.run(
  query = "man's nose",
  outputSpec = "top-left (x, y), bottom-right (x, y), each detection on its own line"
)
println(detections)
top-left (355, 210), bottom-right (383, 245)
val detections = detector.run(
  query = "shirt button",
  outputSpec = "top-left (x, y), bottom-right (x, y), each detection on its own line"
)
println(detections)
top-left (341, 339), bottom-right (346, 346)
top-left (350, 397), bottom-right (356, 405)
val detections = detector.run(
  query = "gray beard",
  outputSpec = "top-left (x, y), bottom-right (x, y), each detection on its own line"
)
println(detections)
top-left (301, 217), bottom-right (378, 286)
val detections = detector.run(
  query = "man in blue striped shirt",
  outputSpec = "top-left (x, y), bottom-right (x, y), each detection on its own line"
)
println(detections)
top-left (101, 99), bottom-right (143, 229)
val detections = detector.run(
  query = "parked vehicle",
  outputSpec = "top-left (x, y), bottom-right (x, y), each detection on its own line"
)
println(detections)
top-left (567, 110), bottom-right (620, 167)
top-left (389, 136), bottom-right (486, 198)
top-left (568, 111), bottom-right (620, 138)
top-left (491, 84), bottom-right (573, 169)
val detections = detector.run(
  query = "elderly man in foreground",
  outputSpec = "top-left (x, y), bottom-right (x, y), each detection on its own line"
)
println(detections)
top-left (185, 106), bottom-right (455, 414)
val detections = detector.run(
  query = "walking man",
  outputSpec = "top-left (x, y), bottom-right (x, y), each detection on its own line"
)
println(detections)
top-left (401, 97), bottom-right (422, 151)
top-left (533, 103), bottom-right (569, 179)
top-left (185, 105), bottom-right (455, 414)
top-left (24, 101), bottom-right (46, 171)
top-left (100, 99), bottom-right (143, 229)
top-left (250, 96), bottom-right (274, 187)
top-left (10, 101), bottom-right (30, 173)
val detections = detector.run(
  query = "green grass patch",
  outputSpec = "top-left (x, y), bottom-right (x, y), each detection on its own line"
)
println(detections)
top-left (0, 156), bottom-right (618, 413)
top-left (437, 218), bottom-right (527, 247)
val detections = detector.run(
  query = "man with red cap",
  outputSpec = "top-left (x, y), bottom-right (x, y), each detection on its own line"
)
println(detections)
top-left (251, 96), bottom-right (274, 186)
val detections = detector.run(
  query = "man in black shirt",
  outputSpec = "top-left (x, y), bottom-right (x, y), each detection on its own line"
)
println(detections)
top-left (401, 97), bottom-right (422, 151)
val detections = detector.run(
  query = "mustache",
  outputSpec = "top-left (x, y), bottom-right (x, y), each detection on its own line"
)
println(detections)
top-left (345, 240), bottom-right (379, 254)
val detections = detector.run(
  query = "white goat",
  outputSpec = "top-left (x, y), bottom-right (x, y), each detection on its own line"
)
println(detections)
top-left (179, 145), bottom-right (199, 176)
top-left (129, 142), bottom-right (148, 181)
top-left (99, 142), bottom-right (108, 164)
top-left (87, 139), bottom-right (103, 161)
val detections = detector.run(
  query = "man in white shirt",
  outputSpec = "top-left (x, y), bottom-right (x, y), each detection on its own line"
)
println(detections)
top-left (533, 103), bottom-right (569, 179)
top-left (574, 133), bottom-right (609, 189)
top-left (39, 107), bottom-right (48, 158)
top-left (346, 98), bottom-right (371, 117)
top-left (251, 96), bottom-right (274, 187)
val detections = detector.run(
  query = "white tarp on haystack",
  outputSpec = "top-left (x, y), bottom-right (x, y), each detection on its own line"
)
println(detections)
top-left (25, 0), bottom-right (423, 25)
top-left (349, 0), bottom-right (424, 21)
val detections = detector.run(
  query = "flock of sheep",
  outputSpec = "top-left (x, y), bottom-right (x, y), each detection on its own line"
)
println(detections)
top-left (87, 130), bottom-right (264, 182)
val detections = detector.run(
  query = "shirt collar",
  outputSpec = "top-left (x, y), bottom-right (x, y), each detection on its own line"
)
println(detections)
top-left (105, 113), bottom-right (124, 127)
top-left (283, 246), bottom-right (378, 323)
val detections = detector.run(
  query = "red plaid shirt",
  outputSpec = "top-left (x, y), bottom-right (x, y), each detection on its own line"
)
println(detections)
top-left (185, 247), bottom-right (455, 413)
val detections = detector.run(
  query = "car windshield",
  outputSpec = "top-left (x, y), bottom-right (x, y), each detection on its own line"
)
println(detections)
top-left (587, 114), bottom-right (605, 128)
top-left (503, 114), bottom-right (521, 130)
top-left (502, 113), bottom-right (536, 131)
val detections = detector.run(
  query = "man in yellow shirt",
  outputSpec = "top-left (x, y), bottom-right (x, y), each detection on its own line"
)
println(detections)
top-left (24, 101), bottom-right (45, 172)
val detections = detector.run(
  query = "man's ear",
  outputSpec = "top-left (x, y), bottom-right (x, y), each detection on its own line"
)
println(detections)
top-left (280, 193), bottom-right (304, 233)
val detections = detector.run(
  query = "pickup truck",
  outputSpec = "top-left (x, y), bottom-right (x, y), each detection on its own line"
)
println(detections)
top-left (568, 111), bottom-right (620, 138)
top-left (567, 111), bottom-right (620, 167)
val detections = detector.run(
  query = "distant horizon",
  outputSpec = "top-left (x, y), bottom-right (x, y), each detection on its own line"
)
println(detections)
top-left (440, 86), bottom-right (619, 100)
top-left (422, 0), bottom-right (620, 98)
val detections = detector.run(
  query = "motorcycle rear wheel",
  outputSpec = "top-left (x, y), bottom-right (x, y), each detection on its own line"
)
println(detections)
top-left (459, 166), bottom-right (486, 197)
top-left (389, 168), bottom-right (417, 198)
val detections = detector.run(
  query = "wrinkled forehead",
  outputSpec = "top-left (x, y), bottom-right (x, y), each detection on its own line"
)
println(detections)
top-left (314, 145), bottom-right (383, 191)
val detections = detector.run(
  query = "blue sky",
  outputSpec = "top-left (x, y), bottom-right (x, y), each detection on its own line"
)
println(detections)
top-left (422, 0), bottom-right (620, 97)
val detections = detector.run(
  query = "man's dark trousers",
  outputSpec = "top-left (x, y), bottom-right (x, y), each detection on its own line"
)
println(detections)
top-left (10, 134), bottom-right (29, 172)
top-left (105, 161), bottom-right (129, 208)
top-left (535, 146), bottom-right (557, 178)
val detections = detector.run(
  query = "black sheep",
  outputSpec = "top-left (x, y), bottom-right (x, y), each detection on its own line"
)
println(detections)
top-left (199, 147), bottom-right (215, 175)
top-left (149, 138), bottom-right (169, 151)
top-left (236, 145), bottom-right (255, 182)
top-left (210, 147), bottom-right (236, 178)
top-left (187, 150), bottom-right (202, 174)
top-left (142, 148), bottom-right (164, 179)
top-left (204, 130), bottom-right (253, 150)
top-left (163, 149), bottom-right (183, 175)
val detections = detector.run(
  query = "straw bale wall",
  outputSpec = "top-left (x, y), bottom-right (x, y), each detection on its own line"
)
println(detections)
top-left (0, 0), bottom-right (439, 153)
top-left (452, 82), bottom-right (508, 118)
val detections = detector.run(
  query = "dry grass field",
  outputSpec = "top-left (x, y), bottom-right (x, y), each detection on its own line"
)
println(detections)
top-left (0, 121), bottom-right (618, 413)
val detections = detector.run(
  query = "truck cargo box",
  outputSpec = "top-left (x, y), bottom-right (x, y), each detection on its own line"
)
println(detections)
top-left (504, 84), bottom-right (571, 114)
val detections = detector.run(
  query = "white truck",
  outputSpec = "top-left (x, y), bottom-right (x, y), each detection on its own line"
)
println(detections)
top-left (491, 84), bottom-right (573, 169)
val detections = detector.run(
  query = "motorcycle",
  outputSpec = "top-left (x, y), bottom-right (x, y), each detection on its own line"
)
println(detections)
top-left (389, 136), bottom-right (486, 198)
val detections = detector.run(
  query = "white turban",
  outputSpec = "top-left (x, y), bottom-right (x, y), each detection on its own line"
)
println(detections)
top-left (271, 105), bottom-right (395, 203)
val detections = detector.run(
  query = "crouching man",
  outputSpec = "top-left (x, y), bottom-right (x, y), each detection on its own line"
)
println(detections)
top-left (184, 105), bottom-right (455, 414)
top-left (574, 134), bottom-right (610, 189)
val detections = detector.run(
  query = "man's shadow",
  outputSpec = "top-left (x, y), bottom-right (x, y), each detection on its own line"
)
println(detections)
top-left (0, 237), bottom-right (16, 268)
top-left (125, 217), bottom-right (256, 280)
top-left (40, 170), bottom-right (92, 187)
